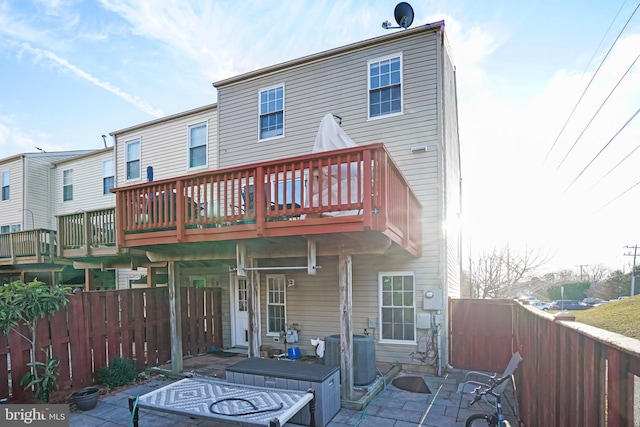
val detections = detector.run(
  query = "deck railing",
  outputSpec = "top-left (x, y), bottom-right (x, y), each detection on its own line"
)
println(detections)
top-left (0, 229), bottom-right (56, 263)
top-left (57, 208), bottom-right (116, 251)
top-left (105, 143), bottom-right (421, 252)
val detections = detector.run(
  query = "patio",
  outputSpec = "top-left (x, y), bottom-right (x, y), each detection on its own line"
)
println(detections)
top-left (68, 352), bottom-right (519, 426)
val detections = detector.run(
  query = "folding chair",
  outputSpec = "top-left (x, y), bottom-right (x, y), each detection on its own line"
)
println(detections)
top-left (455, 351), bottom-right (523, 422)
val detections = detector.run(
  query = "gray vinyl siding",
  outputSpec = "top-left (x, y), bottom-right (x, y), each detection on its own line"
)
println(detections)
top-left (0, 157), bottom-right (24, 228)
top-left (114, 106), bottom-right (217, 187)
top-left (54, 149), bottom-right (115, 216)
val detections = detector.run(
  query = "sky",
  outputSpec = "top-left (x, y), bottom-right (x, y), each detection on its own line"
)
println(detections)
top-left (0, 0), bottom-right (639, 274)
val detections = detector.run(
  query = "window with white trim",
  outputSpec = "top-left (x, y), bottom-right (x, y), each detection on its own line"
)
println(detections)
top-left (368, 54), bottom-right (402, 118)
top-left (266, 274), bottom-right (286, 335)
top-left (1, 224), bottom-right (21, 234)
top-left (125, 139), bottom-right (141, 180)
top-left (63, 169), bottom-right (73, 202)
top-left (103, 159), bottom-right (114, 195)
top-left (259, 85), bottom-right (284, 140)
top-left (1, 171), bottom-right (9, 201)
top-left (188, 122), bottom-right (207, 168)
top-left (379, 272), bottom-right (415, 342)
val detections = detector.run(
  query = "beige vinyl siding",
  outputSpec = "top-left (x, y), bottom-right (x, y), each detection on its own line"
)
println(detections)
top-left (253, 254), bottom-right (438, 364)
top-left (114, 107), bottom-right (217, 187)
top-left (54, 149), bottom-right (115, 216)
top-left (24, 157), bottom-right (56, 229)
top-left (442, 39), bottom-right (462, 299)
top-left (0, 157), bottom-right (24, 228)
top-left (216, 28), bottom-right (453, 363)
top-left (217, 32), bottom-right (439, 170)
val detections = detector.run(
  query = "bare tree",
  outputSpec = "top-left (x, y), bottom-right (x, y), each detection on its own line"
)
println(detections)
top-left (468, 245), bottom-right (550, 299)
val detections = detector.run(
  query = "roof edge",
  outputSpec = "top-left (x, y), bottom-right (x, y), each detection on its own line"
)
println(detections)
top-left (110, 103), bottom-right (217, 136)
top-left (214, 21), bottom-right (444, 88)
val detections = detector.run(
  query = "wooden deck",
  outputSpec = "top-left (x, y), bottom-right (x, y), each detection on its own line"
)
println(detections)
top-left (56, 144), bottom-right (422, 262)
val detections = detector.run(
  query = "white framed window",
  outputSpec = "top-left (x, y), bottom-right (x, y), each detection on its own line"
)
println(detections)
top-left (63, 169), bottom-right (73, 201)
top-left (188, 122), bottom-right (208, 168)
top-left (1, 171), bottom-right (9, 201)
top-left (103, 159), bottom-right (114, 195)
top-left (379, 271), bottom-right (415, 343)
top-left (1, 224), bottom-right (21, 234)
top-left (368, 54), bottom-right (403, 119)
top-left (266, 274), bottom-right (286, 335)
top-left (125, 139), bottom-right (141, 180)
top-left (259, 84), bottom-right (284, 140)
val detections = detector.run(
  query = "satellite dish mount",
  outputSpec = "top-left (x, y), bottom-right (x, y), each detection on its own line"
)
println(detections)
top-left (382, 2), bottom-right (414, 30)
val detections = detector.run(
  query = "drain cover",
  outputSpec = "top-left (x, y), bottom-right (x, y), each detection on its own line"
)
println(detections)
top-left (391, 376), bottom-right (431, 393)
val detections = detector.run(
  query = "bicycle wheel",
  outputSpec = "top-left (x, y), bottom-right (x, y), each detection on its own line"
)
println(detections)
top-left (465, 414), bottom-right (512, 427)
top-left (466, 414), bottom-right (493, 427)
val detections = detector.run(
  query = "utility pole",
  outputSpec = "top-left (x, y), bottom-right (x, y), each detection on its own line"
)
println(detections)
top-left (575, 264), bottom-right (588, 282)
top-left (624, 245), bottom-right (638, 297)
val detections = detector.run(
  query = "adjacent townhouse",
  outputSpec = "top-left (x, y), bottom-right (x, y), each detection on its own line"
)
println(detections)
top-left (0, 150), bottom-right (91, 285)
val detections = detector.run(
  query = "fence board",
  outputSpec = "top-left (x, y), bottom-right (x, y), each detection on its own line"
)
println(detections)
top-left (3, 286), bottom-right (221, 402)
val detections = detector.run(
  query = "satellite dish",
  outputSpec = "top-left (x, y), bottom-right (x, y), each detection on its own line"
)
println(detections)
top-left (382, 2), bottom-right (414, 30)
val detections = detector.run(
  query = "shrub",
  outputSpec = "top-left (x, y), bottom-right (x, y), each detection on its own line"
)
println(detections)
top-left (97, 357), bottom-right (137, 391)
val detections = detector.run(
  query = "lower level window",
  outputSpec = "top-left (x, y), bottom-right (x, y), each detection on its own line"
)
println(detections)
top-left (379, 272), bottom-right (415, 342)
top-left (267, 275), bottom-right (286, 335)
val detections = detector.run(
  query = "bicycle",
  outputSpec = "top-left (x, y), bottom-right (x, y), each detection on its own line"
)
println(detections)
top-left (464, 375), bottom-right (512, 427)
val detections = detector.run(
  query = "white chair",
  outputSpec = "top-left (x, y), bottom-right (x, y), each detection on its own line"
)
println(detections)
top-left (455, 351), bottom-right (523, 422)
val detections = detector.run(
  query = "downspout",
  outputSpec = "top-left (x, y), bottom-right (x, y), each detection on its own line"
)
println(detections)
top-left (435, 26), bottom-right (447, 376)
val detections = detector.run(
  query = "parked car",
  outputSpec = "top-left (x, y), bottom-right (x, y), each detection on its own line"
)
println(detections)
top-left (549, 300), bottom-right (591, 310)
top-left (518, 295), bottom-right (540, 304)
top-left (531, 301), bottom-right (550, 310)
top-left (583, 297), bottom-right (606, 306)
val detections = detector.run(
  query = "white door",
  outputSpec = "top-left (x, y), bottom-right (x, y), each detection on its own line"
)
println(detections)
top-left (233, 277), bottom-right (249, 347)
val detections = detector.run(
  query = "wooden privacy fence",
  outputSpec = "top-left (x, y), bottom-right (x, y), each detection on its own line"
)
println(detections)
top-left (1, 287), bottom-right (222, 402)
top-left (450, 298), bottom-right (640, 426)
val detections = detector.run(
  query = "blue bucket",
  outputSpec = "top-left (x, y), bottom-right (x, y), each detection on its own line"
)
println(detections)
top-left (287, 347), bottom-right (301, 359)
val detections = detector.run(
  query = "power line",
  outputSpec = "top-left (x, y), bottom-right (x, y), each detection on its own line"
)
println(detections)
top-left (562, 107), bottom-right (640, 195)
top-left (592, 178), bottom-right (640, 214)
top-left (543, 1), bottom-right (640, 164)
top-left (556, 52), bottom-right (640, 169)
top-left (588, 142), bottom-right (640, 191)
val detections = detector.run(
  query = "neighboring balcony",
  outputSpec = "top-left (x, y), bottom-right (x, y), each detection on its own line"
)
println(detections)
top-left (59, 143), bottom-right (422, 259)
top-left (0, 229), bottom-right (57, 266)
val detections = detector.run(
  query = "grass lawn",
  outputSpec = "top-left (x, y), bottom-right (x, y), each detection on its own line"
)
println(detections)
top-left (570, 295), bottom-right (640, 340)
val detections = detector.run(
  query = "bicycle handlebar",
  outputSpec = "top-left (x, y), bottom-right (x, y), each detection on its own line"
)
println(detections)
top-left (468, 375), bottom-right (511, 407)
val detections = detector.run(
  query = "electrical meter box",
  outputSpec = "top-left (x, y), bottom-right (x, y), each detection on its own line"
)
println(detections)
top-left (423, 288), bottom-right (443, 310)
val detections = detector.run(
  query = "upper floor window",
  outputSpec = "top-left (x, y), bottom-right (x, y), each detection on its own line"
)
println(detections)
top-left (63, 169), bottom-right (73, 201)
top-left (126, 139), bottom-right (141, 180)
top-left (103, 159), bottom-right (114, 195)
top-left (1, 171), bottom-right (9, 201)
top-left (266, 275), bottom-right (286, 335)
top-left (259, 85), bottom-right (284, 140)
top-left (368, 54), bottom-right (403, 119)
top-left (188, 122), bottom-right (207, 168)
top-left (379, 272), bottom-right (415, 343)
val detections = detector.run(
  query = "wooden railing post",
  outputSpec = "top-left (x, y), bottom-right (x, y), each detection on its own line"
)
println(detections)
top-left (255, 167), bottom-right (265, 236)
top-left (176, 181), bottom-right (184, 242)
top-left (83, 211), bottom-right (91, 256)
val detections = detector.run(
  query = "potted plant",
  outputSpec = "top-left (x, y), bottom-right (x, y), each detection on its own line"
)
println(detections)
top-left (70, 387), bottom-right (100, 411)
top-left (0, 280), bottom-right (71, 403)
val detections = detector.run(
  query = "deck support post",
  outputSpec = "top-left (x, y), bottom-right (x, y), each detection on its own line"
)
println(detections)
top-left (338, 253), bottom-right (354, 401)
top-left (168, 260), bottom-right (183, 373)
top-left (308, 239), bottom-right (317, 275)
top-left (248, 257), bottom-right (260, 358)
